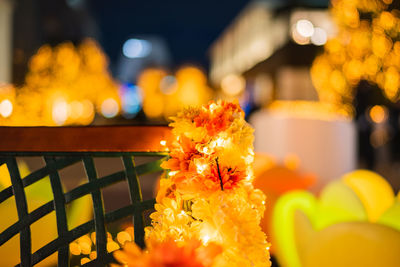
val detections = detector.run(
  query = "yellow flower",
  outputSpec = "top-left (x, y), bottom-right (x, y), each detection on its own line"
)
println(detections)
top-left (191, 190), bottom-right (270, 267)
top-left (146, 101), bottom-right (271, 266)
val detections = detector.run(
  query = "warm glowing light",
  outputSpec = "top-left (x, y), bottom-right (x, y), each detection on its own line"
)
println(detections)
top-left (160, 140), bottom-right (167, 146)
top-left (284, 154), bottom-right (300, 170)
top-left (269, 100), bottom-right (352, 120)
top-left (196, 163), bottom-right (208, 174)
top-left (221, 74), bottom-right (246, 96)
top-left (69, 100), bottom-right (84, 119)
top-left (311, 27), bottom-right (327, 46)
top-left (369, 105), bottom-right (387, 124)
top-left (89, 251), bottom-right (97, 260)
top-left (79, 242), bottom-right (91, 255)
top-left (82, 100), bottom-right (95, 120)
top-left (201, 234), bottom-right (210, 245)
top-left (101, 98), bottom-right (119, 118)
top-left (69, 242), bottom-right (81, 255)
top-left (52, 98), bottom-right (68, 125)
top-left (0, 99), bottom-right (13, 118)
top-left (139, 66), bottom-right (212, 120)
top-left (311, 0), bottom-right (400, 107)
top-left (296, 19), bottom-right (314, 38)
top-left (144, 101), bottom-right (270, 266)
top-left (107, 241), bottom-right (120, 252)
top-left (210, 137), bottom-right (231, 149)
top-left (209, 103), bottom-right (217, 113)
top-left (117, 231), bottom-right (132, 245)
top-left (80, 257), bottom-right (91, 265)
top-left (168, 171), bottom-right (178, 177)
top-left (0, 39), bottom-right (120, 126)
top-left (292, 27), bottom-right (310, 45)
top-left (246, 174), bottom-right (252, 181)
top-left (122, 38), bottom-right (152, 59)
top-left (90, 232), bottom-right (96, 244)
top-left (143, 94), bottom-right (164, 118)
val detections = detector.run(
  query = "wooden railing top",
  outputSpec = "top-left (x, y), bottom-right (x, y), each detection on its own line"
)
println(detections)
top-left (0, 126), bottom-right (173, 152)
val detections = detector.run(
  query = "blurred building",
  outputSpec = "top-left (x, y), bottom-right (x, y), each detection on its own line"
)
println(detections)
top-left (209, 0), bottom-right (332, 105)
top-left (209, 0), bottom-right (358, 187)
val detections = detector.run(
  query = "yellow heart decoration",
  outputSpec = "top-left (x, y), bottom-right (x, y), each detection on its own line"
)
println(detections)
top-left (273, 170), bottom-right (400, 267)
top-left (342, 170), bottom-right (395, 222)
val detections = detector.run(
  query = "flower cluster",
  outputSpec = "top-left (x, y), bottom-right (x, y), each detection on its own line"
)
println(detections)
top-left (145, 101), bottom-right (271, 266)
top-left (113, 239), bottom-right (222, 267)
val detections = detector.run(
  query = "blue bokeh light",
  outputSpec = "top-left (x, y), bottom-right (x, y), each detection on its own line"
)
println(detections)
top-left (119, 84), bottom-right (142, 118)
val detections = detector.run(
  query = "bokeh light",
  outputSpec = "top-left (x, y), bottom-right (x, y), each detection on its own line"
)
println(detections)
top-left (0, 39), bottom-right (120, 126)
top-left (221, 74), bottom-right (246, 97)
top-left (119, 84), bottom-right (142, 118)
top-left (369, 105), bottom-right (388, 124)
top-left (296, 19), bottom-right (314, 38)
top-left (311, 27), bottom-right (327, 46)
top-left (52, 98), bottom-right (68, 125)
top-left (0, 99), bottom-right (13, 118)
top-left (138, 66), bottom-right (212, 120)
top-left (311, 0), bottom-right (400, 110)
top-left (100, 98), bottom-right (119, 118)
top-left (122, 38), bottom-right (152, 59)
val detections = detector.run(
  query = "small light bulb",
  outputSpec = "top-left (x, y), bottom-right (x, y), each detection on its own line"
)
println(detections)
top-left (202, 235), bottom-right (210, 245)
top-left (196, 163), bottom-right (208, 174)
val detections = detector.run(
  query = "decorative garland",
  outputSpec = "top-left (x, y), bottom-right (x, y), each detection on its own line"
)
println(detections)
top-left (115, 101), bottom-right (271, 266)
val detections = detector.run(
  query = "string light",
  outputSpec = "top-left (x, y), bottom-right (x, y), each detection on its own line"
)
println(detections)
top-left (0, 39), bottom-right (120, 126)
top-left (101, 98), bottom-right (119, 118)
top-left (196, 163), bottom-right (208, 174)
top-left (311, 0), bottom-right (400, 109)
top-left (0, 99), bottom-right (13, 118)
top-left (201, 234), bottom-right (210, 245)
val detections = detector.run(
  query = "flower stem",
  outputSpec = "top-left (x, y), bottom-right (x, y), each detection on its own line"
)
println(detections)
top-left (215, 157), bottom-right (224, 191)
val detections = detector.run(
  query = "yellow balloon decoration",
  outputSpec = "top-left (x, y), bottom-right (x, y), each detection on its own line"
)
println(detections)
top-left (273, 170), bottom-right (400, 267)
top-left (342, 170), bottom-right (395, 222)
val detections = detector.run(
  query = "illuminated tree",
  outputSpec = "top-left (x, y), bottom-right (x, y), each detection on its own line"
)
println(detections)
top-left (0, 39), bottom-right (120, 126)
top-left (311, 0), bottom-right (400, 112)
top-left (138, 66), bottom-right (213, 120)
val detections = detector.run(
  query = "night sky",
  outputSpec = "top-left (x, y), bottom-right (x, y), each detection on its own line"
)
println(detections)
top-left (88, 0), bottom-right (250, 70)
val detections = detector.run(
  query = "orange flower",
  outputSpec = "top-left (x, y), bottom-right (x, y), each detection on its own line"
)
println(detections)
top-left (161, 136), bottom-right (201, 172)
top-left (193, 101), bottom-right (243, 137)
top-left (170, 162), bottom-right (246, 196)
top-left (203, 164), bottom-right (246, 191)
top-left (113, 239), bottom-right (222, 267)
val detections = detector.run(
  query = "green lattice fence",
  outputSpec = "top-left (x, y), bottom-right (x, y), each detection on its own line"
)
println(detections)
top-left (0, 126), bottom-right (172, 267)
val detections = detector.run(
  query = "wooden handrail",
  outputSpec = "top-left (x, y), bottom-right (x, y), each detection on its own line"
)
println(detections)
top-left (0, 126), bottom-right (173, 152)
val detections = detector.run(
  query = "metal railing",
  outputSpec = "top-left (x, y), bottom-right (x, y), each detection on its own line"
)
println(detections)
top-left (0, 126), bottom-right (173, 266)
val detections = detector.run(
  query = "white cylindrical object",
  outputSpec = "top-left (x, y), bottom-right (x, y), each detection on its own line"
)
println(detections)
top-left (250, 110), bottom-right (356, 189)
